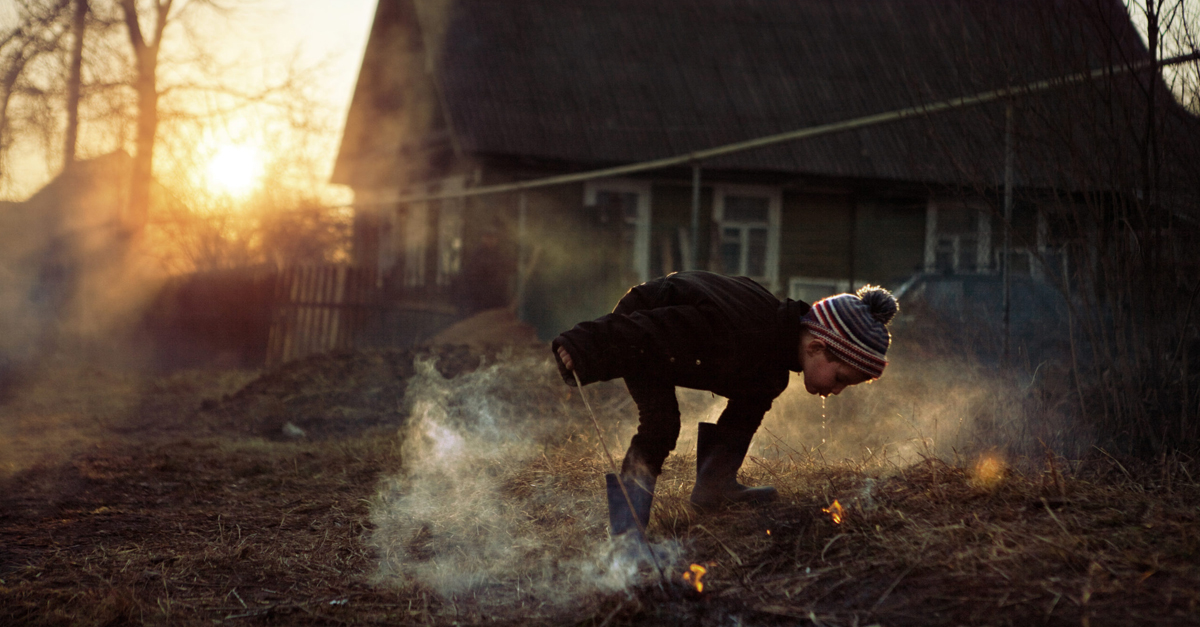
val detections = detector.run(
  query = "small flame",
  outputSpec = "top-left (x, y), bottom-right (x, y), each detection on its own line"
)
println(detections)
top-left (971, 453), bottom-right (1006, 490)
top-left (822, 499), bottom-right (844, 524)
top-left (682, 563), bottom-right (707, 593)
top-left (766, 529), bottom-right (771, 536)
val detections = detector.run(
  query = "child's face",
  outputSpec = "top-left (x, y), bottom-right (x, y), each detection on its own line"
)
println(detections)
top-left (800, 339), bottom-right (871, 397)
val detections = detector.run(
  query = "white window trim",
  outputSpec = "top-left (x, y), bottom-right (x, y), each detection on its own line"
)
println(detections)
top-left (583, 178), bottom-right (652, 283)
top-left (713, 184), bottom-right (781, 291)
top-left (435, 176), bottom-right (466, 286)
top-left (788, 276), bottom-right (851, 304)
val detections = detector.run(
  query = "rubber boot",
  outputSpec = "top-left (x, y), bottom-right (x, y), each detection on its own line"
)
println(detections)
top-left (606, 472), bottom-right (656, 537)
top-left (689, 422), bottom-right (777, 510)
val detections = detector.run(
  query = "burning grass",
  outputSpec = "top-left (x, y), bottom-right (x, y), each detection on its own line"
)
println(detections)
top-left (2, 345), bottom-right (1199, 625)
top-left (659, 449), bottom-right (1200, 626)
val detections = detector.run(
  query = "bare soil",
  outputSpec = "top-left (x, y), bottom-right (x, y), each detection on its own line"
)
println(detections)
top-left (2, 343), bottom-right (1199, 626)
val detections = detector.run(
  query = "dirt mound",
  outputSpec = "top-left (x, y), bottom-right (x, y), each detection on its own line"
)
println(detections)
top-left (425, 307), bottom-right (540, 348)
top-left (208, 341), bottom-right (551, 440)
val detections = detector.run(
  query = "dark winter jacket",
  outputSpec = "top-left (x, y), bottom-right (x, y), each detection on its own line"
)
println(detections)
top-left (552, 271), bottom-right (810, 402)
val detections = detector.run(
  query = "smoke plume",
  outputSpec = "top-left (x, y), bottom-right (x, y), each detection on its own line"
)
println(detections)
top-left (369, 352), bottom-right (689, 610)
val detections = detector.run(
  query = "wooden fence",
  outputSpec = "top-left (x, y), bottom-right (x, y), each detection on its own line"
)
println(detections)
top-left (263, 265), bottom-right (459, 367)
top-left (145, 264), bottom-right (462, 369)
top-left (266, 265), bottom-right (373, 366)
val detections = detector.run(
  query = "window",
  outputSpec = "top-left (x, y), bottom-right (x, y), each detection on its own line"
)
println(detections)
top-left (436, 198), bottom-right (464, 286)
top-left (924, 198), bottom-right (990, 274)
top-left (402, 201), bottom-right (428, 287)
top-left (997, 207), bottom-right (1068, 283)
top-left (713, 185), bottom-right (781, 289)
top-left (788, 277), bottom-right (850, 305)
top-left (402, 176), bottom-right (465, 287)
top-left (584, 179), bottom-right (651, 283)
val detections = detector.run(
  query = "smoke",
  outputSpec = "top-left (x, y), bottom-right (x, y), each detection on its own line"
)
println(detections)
top-left (0, 155), bottom-right (172, 475)
top-left (759, 327), bottom-right (1090, 470)
top-left (369, 352), bottom-right (690, 610)
top-left (0, 154), bottom-right (167, 385)
top-left (370, 321), bottom-right (1085, 611)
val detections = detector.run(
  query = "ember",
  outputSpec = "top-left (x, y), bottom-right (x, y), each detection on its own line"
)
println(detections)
top-left (683, 563), bottom-right (707, 593)
top-left (822, 499), bottom-right (844, 524)
top-left (970, 453), bottom-right (1006, 490)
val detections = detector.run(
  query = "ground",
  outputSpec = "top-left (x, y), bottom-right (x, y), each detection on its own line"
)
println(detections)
top-left (2, 339), bottom-right (1199, 626)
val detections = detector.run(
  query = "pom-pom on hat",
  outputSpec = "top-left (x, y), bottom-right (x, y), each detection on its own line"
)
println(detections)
top-left (802, 285), bottom-right (898, 379)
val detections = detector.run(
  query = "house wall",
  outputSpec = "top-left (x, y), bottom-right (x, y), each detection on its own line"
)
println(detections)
top-left (779, 192), bottom-right (855, 289)
top-left (521, 183), bottom-right (632, 339)
top-left (331, 0), bottom-right (454, 190)
top-left (777, 192), bottom-right (926, 301)
top-left (648, 182), bottom-right (713, 276)
top-left (853, 198), bottom-right (928, 287)
top-left (363, 159), bottom-right (933, 342)
top-left (518, 179), bottom-right (931, 339)
top-left (459, 192), bottom-right (518, 313)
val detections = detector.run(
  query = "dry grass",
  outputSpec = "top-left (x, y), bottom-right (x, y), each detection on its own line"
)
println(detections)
top-left (2, 347), bottom-right (1199, 626)
top-left (651, 448), bottom-right (1200, 626)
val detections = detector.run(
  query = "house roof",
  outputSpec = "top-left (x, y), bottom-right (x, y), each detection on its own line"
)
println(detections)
top-left (335, 0), bottom-right (1195, 192)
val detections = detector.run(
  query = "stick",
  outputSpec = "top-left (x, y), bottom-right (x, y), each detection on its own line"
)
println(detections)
top-left (573, 370), bottom-right (668, 588)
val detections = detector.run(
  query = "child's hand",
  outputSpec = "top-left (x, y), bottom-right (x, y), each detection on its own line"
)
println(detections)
top-left (557, 346), bottom-right (574, 371)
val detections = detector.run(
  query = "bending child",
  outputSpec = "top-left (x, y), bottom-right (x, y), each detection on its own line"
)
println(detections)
top-left (551, 270), bottom-right (898, 537)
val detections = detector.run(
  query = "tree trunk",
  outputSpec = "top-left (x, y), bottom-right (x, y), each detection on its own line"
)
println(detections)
top-left (62, 0), bottom-right (88, 170)
top-left (120, 0), bottom-right (171, 231)
top-left (128, 51), bottom-right (157, 229)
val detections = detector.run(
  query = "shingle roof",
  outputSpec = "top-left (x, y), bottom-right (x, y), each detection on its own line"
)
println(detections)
top-left (337, 0), bottom-right (1193, 189)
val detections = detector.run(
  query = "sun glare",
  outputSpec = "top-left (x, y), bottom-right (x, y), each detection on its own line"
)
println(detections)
top-left (206, 144), bottom-right (264, 196)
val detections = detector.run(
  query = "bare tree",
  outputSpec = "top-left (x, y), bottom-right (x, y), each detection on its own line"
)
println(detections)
top-left (62, 0), bottom-right (87, 167)
top-left (913, 0), bottom-right (1200, 456)
top-left (0, 0), bottom-right (71, 186)
top-left (114, 0), bottom-right (173, 229)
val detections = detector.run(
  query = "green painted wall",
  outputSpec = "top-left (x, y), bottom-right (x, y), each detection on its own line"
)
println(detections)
top-left (853, 199), bottom-right (927, 288)
top-left (779, 193), bottom-right (926, 294)
top-left (780, 192), bottom-right (855, 285)
top-left (649, 183), bottom-right (713, 276)
top-left (520, 181), bottom-right (928, 338)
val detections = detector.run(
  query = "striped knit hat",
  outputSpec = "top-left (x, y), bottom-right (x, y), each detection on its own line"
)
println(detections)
top-left (802, 286), bottom-right (899, 379)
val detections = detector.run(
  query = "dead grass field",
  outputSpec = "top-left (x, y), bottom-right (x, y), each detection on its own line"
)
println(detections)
top-left (2, 344), bottom-right (1199, 626)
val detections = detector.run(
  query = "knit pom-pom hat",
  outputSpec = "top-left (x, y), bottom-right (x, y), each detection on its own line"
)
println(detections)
top-left (802, 285), bottom-right (899, 379)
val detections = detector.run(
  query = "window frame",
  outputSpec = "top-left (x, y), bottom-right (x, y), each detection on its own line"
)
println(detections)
top-left (788, 276), bottom-right (851, 305)
top-left (583, 178), bottom-right (652, 284)
top-left (713, 184), bottom-right (781, 290)
top-left (399, 175), bottom-right (466, 288)
top-left (923, 197), bottom-right (992, 275)
top-left (434, 177), bottom-right (465, 286)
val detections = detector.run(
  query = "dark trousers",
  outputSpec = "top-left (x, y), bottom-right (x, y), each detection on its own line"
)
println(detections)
top-left (622, 376), bottom-right (772, 477)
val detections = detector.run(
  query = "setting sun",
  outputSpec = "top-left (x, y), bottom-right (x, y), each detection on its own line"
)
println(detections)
top-left (206, 144), bottom-right (264, 196)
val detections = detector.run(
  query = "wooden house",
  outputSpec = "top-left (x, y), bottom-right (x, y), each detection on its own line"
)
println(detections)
top-left (332, 0), bottom-right (1196, 343)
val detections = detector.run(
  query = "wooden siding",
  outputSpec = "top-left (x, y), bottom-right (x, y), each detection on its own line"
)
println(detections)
top-left (780, 192), bottom-right (855, 284)
top-left (648, 183), bottom-right (712, 276)
top-left (852, 199), bottom-right (928, 287)
top-left (331, 0), bottom-right (453, 189)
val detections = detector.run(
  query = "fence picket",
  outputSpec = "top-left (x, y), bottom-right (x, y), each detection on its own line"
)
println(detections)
top-left (264, 263), bottom-right (457, 367)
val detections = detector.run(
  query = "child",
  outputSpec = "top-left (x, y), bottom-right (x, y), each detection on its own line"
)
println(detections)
top-left (552, 270), bottom-right (897, 537)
